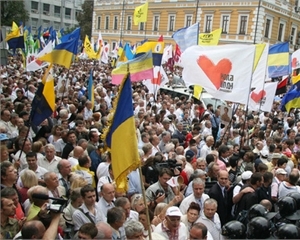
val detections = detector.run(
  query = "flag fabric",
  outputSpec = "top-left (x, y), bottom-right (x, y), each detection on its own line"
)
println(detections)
top-left (26, 41), bottom-right (53, 72)
top-left (135, 41), bottom-right (164, 66)
top-left (103, 74), bottom-right (140, 192)
top-left (275, 77), bottom-right (288, 95)
top-left (60, 28), bottom-right (80, 44)
top-left (88, 70), bottom-right (94, 109)
top-left (134, 2), bottom-right (149, 25)
top-left (251, 43), bottom-right (269, 90)
top-left (5, 22), bottom-right (25, 51)
top-left (124, 43), bottom-right (134, 60)
top-left (101, 44), bottom-right (110, 64)
top-left (162, 44), bottom-right (173, 64)
top-left (198, 28), bottom-right (222, 46)
top-left (172, 23), bottom-right (199, 52)
top-left (112, 51), bottom-right (154, 85)
top-left (181, 44), bottom-right (256, 104)
top-left (30, 64), bottom-right (55, 126)
top-left (38, 28), bottom-right (80, 69)
top-left (174, 44), bottom-right (182, 67)
top-left (143, 66), bottom-right (168, 99)
top-left (84, 35), bottom-right (100, 60)
top-left (268, 42), bottom-right (289, 78)
top-left (158, 35), bottom-right (163, 42)
top-left (292, 49), bottom-right (300, 71)
top-left (248, 82), bottom-right (277, 112)
top-left (281, 84), bottom-right (300, 112)
top-left (193, 85), bottom-right (203, 100)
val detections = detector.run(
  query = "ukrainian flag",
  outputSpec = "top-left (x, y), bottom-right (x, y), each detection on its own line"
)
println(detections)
top-left (281, 83), bottom-right (300, 112)
top-left (88, 69), bottom-right (94, 109)
top-left (30, 64), bottom-right (55, 126)
top-left (268, 42), bottom-right (289, 78)
top-left (38, 28), bottom-right (80, 69)
top-left (103, 74), bottom-right (140, 192)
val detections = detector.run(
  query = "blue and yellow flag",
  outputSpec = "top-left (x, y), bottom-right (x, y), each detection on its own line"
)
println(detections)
top-left (38, 28), bottom-right (80, 69)
top-left (134, 2), bottom-right (148, 25)
top-left (103, 74), bottom-right (140, 192)
top-left (88, 69), bottom-right (94, 109)
top-left (124, 43), bottom-right (134, 60)
top-left (5, 21), bottom-right (25, 51)
top-left (281, 83), bottom-right (300, 112)
top-left (268, 42), bottom-right (289, 78)
top-left (30, 64), bottom-right (55, 126)
top-left (136, 41), bottom-right (164, 66)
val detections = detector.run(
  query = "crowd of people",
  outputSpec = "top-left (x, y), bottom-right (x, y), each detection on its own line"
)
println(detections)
top-left (1, 54), bottom-right (300, 239)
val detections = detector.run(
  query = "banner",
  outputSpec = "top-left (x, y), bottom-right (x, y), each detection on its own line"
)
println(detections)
top-left (181, 44), bottom-right (255, 104)
top-left (248, 82), bottom-right (277, 112)
top-left (251, 43), bottom-right (268, 90)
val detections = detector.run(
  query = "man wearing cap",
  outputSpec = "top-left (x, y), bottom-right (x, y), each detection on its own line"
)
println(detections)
top-left (266, 153), bottom-right (281, 172)
top-left (0, 133), bottom-right (9, 146)
top-left (278, 168), bottom-right (300, 198)
top-left (271, 168), bottom-right (287, 203)
top-left (154, 206), bottom-right (187, 240)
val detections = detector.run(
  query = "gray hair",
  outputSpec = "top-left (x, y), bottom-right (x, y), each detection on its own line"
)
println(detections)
top-left (107, 207), bottom-right (125, 225)
top-left (196, 158), bottom-right (206, 164)
top-left (176, 155), bottom-right (185, 161)
top-left (165, 143), bottom-right (175, 153)
top-left (204, 198), bottom-right (218, 208)
top-left (44, 143), bottom-right (55, 151)
top-left (114, 197), bottom-right (130, 208)
top-left (124, 220), bottom-right (144, 238)
top-left (192, 178), bottom-right (205, 187)
top-left (59, 109), bottom-right (69, 118)
top-left (96, 222), bottom-right (112, 239)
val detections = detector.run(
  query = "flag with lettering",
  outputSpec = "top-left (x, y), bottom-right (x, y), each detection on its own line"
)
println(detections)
top-left (134, 2), bottom-right (148, 25)
top-left (181, 44), bottom-right (256, 104)
top-left (198, 28), bottom-right (222, 46)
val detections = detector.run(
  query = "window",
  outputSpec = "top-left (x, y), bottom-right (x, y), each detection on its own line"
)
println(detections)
top-left (139, 22), bottom-right (144, 31)
top-left (205, 15), bottom-right (212, 33)
top-left (54, 22), bottom-right (60, 30)
top-left (31, 18), bottom-right (38, 28)
top-left (168, 15), bottom-right (175, 31)
top-left (54, 6), bottom-right (60, 17)
top-left (221, 15), bottom-right (229, 33)
top-left (65, 8), bottom-right (71, 19)
top-left (43, 3), bottom-right (50, 15)
top-left (264, 19), bottom-right (271, 38)
top-left (290, 27), bottom-right (296, 44)
top-left (185, 15), bottom-right (192, 27)
top-left (239, 16), bottom-right (247, 34)
top-left (278, 23), bottom-right (284, 41)
top-left (31, 1), bottom-right (38, 12)
top-left (97, 16), bottom-right (101, 29)
top-left (105, 16), bottom-right (109, 29)
top-left (127, 16), bottom-right (132, 30)
top-left (153, 16), bottom-right (159, 31)
top-left (114, 16), bottom-right (118, 30)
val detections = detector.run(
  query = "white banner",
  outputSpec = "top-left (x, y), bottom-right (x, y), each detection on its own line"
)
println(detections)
top-left (181, 44), bottom-right (255, 104)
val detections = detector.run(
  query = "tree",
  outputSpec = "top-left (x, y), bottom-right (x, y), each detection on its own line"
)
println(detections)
top-left (76, 0), bottom-right (94, 39)
top-left (1, 0), bottom-right (29, 27)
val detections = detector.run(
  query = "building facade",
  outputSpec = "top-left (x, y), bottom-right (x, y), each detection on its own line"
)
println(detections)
top-left (24, 0), bottom-right (83, 32)
top-left (92, 0), bottom-right (300, 51)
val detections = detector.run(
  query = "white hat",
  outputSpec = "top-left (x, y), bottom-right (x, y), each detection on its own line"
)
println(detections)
top-left (241, 171), bottom-right (253, 180)
top-left (166, 206), bottom-right (182, 217)
top-left (275, 168), bottom-right (287, 175)
top-left (90, 128), bottom-right (101, 136)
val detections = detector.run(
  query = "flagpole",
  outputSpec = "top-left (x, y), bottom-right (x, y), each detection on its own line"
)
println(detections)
top-left (253, 0), bottom-right (262, 44)
top-left (120, 0), bottom-right (126, 42)
top-left (195, 0), bottom-right (200, 23)
top-left (144, 22), bottom-right (147, 40)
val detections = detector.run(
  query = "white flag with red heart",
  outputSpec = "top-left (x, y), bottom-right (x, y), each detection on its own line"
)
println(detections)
top-left (181, 44), bottom-right (256, 104)
top-left (248, 82), bottom-right (277, 112)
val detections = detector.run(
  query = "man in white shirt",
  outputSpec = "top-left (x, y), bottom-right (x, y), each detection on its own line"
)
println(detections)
top-left (200, 135), bottom-right (214, 159)
top-left (196, 198), bottom-right (223, 240)
top-left (83, 101), bottom-right (93, 121)
top-left (154, 206), bottom-right (187, 240)
top-left (179, 178), bottom-right (209, 214)
top-left (97, 183), bottom-right (115, 219)
top-left (115, 197), bottom-right (139, 222)
top-left (38, 144), bottom-right (61, 174)
top-left (25, 84), bottom-right (36, 101)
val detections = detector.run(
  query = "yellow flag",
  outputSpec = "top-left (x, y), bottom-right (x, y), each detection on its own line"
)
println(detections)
top-left (12, 22), bottom-right (19, 32)
top-left (5, 22), bottom-right (20, 41)
top-left (253, 43), bottom-right (265, 71)
top-left (84, 35), bottom-right (100, 59)
top-left (134, 2), bottom-right (148, 25)
top-left (199, 28), bottom-right (222, 46)
top-left (193, 85), bottom-right (203, 100)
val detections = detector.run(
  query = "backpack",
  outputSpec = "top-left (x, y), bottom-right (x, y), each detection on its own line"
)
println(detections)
top-left (227, 182), bottom-right (243, 211)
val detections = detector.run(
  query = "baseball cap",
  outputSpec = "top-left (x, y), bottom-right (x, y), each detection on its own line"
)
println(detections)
top-left (275, 168), bottom-right (287, 175)
top-left (185, 150), bottom-right (195, 162)
top-left (241, 171), bottom-right (253, 180)
top-left (166, 206), bottom-right (182, 217)
top-left (90, 128), bottom-right (101, 136)
top-left (0, 133), bottom-right (9, 141)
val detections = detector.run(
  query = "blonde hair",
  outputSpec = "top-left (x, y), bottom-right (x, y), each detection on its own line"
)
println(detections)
top-left (31, 141), bottom-right (43, 153)
top-left (70, 175), bottom-right (88, 190)
top-left (154, 203), bottom-right (167, 216)
top-left (21, 169), bottom-right (38, 188)
top-left (130, 194), bottom-right (143, 210)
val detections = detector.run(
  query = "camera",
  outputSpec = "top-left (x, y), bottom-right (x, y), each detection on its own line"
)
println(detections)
top-left (46, 199), bottom-right (68, 213)
top-left (155, 159), bottom-right (183, 173)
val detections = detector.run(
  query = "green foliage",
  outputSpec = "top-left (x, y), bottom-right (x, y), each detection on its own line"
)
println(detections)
top-left (76, 0), bottom-right (94, 39)
top-left (65, 26), bottom-right (78, 34)
top-left (1, 0), bottom-right (29, 26)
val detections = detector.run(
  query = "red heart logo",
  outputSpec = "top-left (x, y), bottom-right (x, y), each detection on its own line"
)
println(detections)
top-left (35, 59), bottom-right (43, 66)
top-left (292, 57), bottom-right (297, 68)
top-left (251, 90), bottom-right (266, 103)
top-left (197, 56), bottom-right (232, 90)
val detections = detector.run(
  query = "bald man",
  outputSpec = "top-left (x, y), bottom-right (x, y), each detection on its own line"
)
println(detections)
top-left (208, 170), bottom-right (231, 226)
top-left (96, 183), bottom-right (115, 218)
top-left (57, 159), bottom-right (72, 197)
top-left (68, 146), bottom-right (84, 167)
top-left (96, 221), bottom-right (113, 239)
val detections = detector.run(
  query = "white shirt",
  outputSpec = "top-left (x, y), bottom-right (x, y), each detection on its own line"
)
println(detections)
top-left (17, 166), bottom-right (48, 187)
top-left (179, 193), bottom-right (210, 214)
top-left (96, 197), bottom-right (114, 219)
top-left (196, 211), bottom-right (223, 240)
top-left (13, 150), bottom-right (28, 171)
top-left (96, 162), bottom-right (110, 179)
top-left (25, 90), bottom-right (35, 101)
top-left (37, 156), bottom-right (62, 174)
top-left (154, 222), bottom-right (187, 240)
top-left (200, 144), bottom-right (212, 159)
top-left (83, 107), bottom-right (93, 120)
top-left (68, 156), bottom-right (79, 168)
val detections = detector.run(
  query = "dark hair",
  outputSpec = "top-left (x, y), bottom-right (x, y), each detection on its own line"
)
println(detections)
top-left (80, 184), bottom-right (95, 198)
top-left (277, 158), bottom-right (288, 167)
top-left (187, 202), bottom-right (201, 213)
top-left (1, 161), bottom-right (13, 178)
top-left (79, 223), bottom-right (98, 239)
top-left (250, 172), bottom-right (262, 185)
top-left (78, 155), bottom-right (90, 167)
top-left (191, 222), bottom-right (208, 238)
top-left (158, 168), bottom-right (173, 177)
top-left (206, 154), bottom-right (215, 165)
top-left (26, 152), bottom-right (37, 158)
top-left (139, 209), bottom-right (154, 221)
top-left (107, 207), bottom-right (125, 225)
top-left (21, 221), bottom-right (43, 239)
top-left (263, 172), bottom-right (273, 183)
top-left (218, 145), bottom-right (229, 156)
top-left (1, 187), bottom-right (17, 198)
